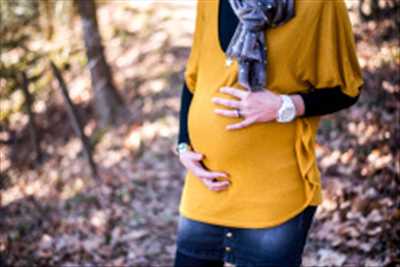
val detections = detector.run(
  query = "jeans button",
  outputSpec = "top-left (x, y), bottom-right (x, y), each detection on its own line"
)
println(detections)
top-left (225, 246), bottom-right (231, 252)
top-left (226, 232), bottom-right (233, 238)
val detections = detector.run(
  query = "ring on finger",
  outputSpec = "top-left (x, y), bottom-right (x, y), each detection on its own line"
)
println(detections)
top-left (235, 109), bottom-right (243, 118)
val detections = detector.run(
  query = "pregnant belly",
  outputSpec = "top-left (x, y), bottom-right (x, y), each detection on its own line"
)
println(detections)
top-left (187, 90), bottom-right (299, 179)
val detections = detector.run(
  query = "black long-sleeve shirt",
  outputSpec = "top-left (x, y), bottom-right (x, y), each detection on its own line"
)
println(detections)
top-left (178, 0), bottom-right (361, 145)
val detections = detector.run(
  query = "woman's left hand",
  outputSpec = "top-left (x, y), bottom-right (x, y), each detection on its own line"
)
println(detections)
top-left (212, 86), bottom-right (282, 130)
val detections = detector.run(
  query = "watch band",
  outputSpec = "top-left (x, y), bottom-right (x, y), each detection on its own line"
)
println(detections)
top-left (175, 142), bottom-right (192, 155)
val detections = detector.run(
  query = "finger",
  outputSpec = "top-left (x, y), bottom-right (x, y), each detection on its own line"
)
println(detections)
top-left (219, 86), bottom-right (249, 99)
top-left (212, 97), bottom-right (241, 109)
top-left (214, 108), bottom-right (239, 118)
top-left (210, 180), bottom-right (231, 191)
top-left (195, 169), bottom-right (229, 180)
top-left (192, 163), bottom-right (229, 179)
top-left (202, 179), bottom-right (231, 191)
top-left (206, 182), bottom-right (230, 192)
top-left (226, 117), bottom-right (256, 130)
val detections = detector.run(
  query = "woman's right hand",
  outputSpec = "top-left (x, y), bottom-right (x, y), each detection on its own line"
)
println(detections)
top-left (179, 150), bottom-right (231, 192)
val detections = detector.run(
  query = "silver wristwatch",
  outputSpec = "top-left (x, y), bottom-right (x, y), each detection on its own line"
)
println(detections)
top-left (276, 95), bottom-right (296, 123)
top-left (175, 142), bottom-right (192, 155)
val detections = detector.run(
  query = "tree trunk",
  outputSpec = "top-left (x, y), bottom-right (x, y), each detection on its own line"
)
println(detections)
top-left (76, 0), bottom-right (123, 127)
top-left (21, 72), bottom-right (43, 163)
top-left (50, 61), bottom-right (99, 180)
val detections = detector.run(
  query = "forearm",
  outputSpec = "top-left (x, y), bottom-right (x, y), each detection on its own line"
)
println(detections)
top-left (293, 85), bottom-right (361, 118)
top-left (177, 81), bottom-right (193, 145)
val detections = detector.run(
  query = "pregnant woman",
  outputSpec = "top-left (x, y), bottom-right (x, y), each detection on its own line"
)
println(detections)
top-left (173, 0), bottom-right (364, 266)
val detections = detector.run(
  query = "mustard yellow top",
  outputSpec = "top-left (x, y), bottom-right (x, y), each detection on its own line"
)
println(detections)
top-left (178, 0), bottom-right (364, 228)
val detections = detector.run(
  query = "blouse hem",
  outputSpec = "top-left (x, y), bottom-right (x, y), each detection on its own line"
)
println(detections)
top-left (178, 183), bottom-right (321, 229)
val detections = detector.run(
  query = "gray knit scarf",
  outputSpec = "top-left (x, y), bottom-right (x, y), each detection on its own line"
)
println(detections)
top-left (226, 0), bottom-right (295, 91)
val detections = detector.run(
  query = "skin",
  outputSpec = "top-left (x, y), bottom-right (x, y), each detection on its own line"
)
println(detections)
top-left (179, 86), bottom-right (305, 192)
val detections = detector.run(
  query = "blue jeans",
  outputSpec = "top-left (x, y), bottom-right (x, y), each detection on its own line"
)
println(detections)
top-left (174, 205), bottom-right (317, 267)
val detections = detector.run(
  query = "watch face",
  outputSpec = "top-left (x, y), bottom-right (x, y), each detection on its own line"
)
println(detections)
top-left (277, 95), bottom-right (296, 122)
top-left (279, 106), bottom-right (296, 122)
top-left (283, 108), bottom-right (295, 121)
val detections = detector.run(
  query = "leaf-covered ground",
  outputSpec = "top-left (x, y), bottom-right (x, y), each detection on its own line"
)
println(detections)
top-left (1, 2), bottom-right (399, 266)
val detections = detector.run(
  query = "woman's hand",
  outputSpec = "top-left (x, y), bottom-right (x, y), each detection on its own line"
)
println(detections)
top-left (212, 86), bottom-right (282, 130)
top-left (179, 150), bottom-right (231, 192)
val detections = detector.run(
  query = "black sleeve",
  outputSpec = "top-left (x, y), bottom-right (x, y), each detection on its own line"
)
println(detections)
top-left (298, 85), bottom-right (362, 117)
top-left (177, 81), bottom-right (193, 145)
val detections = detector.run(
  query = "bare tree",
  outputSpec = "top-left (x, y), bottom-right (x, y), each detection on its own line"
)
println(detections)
top-left (76, 0), bottom-right (123, 127)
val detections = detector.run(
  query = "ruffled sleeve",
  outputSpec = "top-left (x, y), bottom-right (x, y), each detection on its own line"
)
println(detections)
top-left (292, 1), bottom-right (364, 205)
top-left (184, 1), bottom-right (205, 93)
top-left (303, 0), bottom-right (364, 97)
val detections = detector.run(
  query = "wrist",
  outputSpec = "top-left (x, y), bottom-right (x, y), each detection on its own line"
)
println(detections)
top-left (289, 94), bottom-right (305, 117)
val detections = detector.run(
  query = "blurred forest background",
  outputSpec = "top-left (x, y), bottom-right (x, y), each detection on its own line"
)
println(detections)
top-left (0, 0), bottom-right (399, 266)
